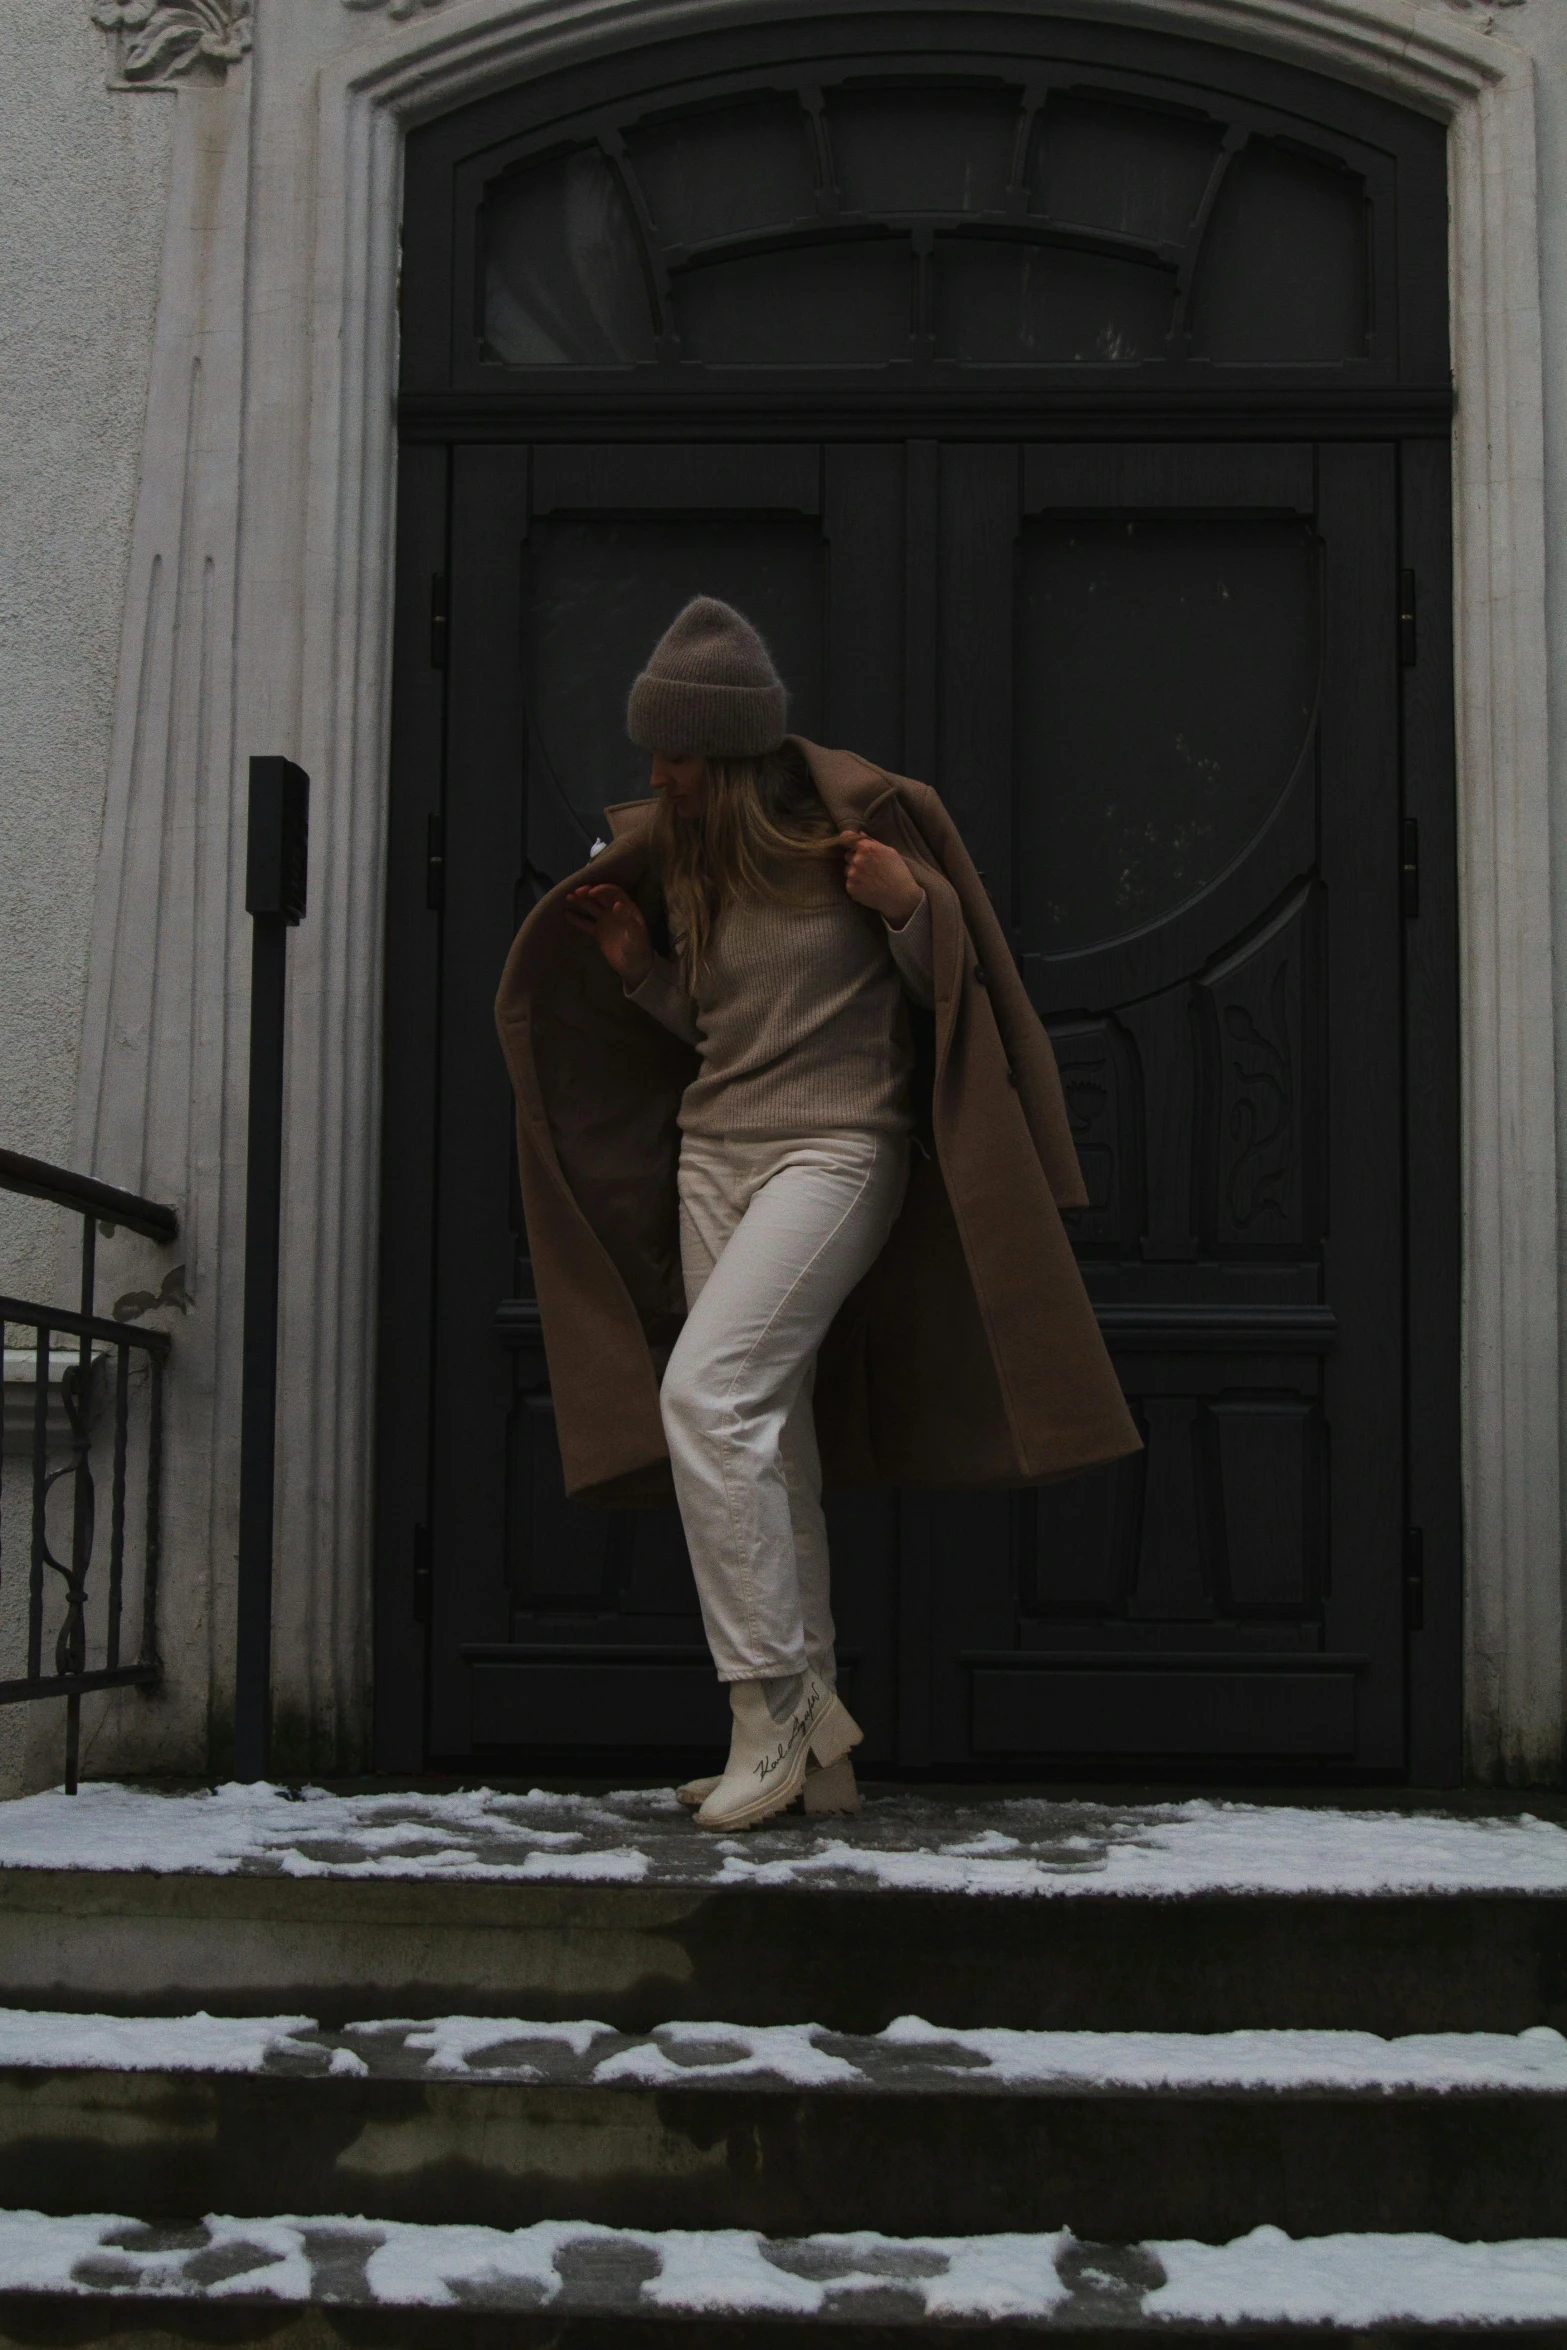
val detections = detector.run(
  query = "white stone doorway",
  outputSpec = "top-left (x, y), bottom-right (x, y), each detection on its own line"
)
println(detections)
top-left (71, 0), bottom-right (1554, 1785)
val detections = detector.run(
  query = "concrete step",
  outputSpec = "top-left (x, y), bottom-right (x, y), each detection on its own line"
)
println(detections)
top-left (0, 2010), bottom-right (1563, 2241)
top-left (4, 1779), bottom-right (1567, 2033)
top-left (0, 2211), bottom-right (1560, 2340)
top-left (5, 1868), bottom-right (1564, 2035)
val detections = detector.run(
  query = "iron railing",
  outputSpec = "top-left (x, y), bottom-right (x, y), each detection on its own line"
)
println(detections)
top-left (0, 1148), bottom-right (177, 1791)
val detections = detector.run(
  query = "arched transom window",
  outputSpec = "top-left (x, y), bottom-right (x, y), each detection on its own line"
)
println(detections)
top-left (450, 65), bottom-right (1414, 381)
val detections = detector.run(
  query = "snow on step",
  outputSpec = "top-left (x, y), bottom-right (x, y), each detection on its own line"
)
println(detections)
top-left (0, 2214), bottom-right (1077, 2318)
top-left (0, 2012), bottom-right (363, 2076)
top-left (830, 2018), bottom-right (1567, 2094)
top-left (538, 2016), bottom-right (1567, 2093)
top-left (1151, 2231), bottom-right (1567, 2327)
top-left (4, 2006), bottom-right (1567, 2094)
top-left (2, 1781), bottom-right (1567, 1897)
top-left (1, 2213), bottom-right (1567, 2324)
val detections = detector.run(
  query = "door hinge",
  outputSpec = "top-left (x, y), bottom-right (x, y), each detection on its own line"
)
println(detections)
top-left (1399, 567), bottom-right (1417, 667)
top-left (426, 813), bottom-right (445, 912)
top-left (430, 573), bottom-right (449, 670)
top-left (1403, 1526), bottom-right (1425, 1632)
top-left (413, 1522), bottom-right (432, 1625)
top-left (1401, 817), bottom-right (1420, 919)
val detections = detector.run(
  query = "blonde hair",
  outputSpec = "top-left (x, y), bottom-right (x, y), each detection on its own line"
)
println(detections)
top-left (654, 741), bottom-right (840, 983)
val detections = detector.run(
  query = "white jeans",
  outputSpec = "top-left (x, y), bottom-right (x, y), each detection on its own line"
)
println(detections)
top-left (661, 1130), bottom-right (909, 1683)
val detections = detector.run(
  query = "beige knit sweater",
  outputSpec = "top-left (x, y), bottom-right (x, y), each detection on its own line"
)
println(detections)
top-left (627, 860), bottom-right (935, 1139)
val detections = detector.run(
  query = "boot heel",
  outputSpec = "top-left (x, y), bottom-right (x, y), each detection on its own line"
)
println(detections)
top-left (808, 1692), bottom-right (862, 1771)
top-left (803, 1755), bottom-right (860, 1816)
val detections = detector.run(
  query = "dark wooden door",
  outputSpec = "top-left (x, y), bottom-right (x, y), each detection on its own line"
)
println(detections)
top-left (911, 440), bottom-right (1404, 1768)
top-left (425, 441), bottom-right (909, 1762)
top-left (417, 431), bottom-right (1407, 1773)
top-left (377, 14), bottom-right (1458, 1779)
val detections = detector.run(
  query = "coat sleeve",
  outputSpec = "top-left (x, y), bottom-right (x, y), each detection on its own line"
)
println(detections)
top-left (904, 782), bottom-right (1089, 1211)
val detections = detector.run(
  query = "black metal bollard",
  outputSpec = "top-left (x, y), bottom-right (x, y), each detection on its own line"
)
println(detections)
top-left (235, 757), bottom-right (309, 1784)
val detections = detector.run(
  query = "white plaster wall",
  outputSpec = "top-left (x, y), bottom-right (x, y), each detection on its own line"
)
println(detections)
top-left (0, 4), bottom-right (173, 1298)
top-left (0, 4), bottom-right (174, 1793)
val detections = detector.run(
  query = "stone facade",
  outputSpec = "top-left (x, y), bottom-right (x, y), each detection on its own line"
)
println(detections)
top-left (0, 0), bottom-right (1563, 1788)
top-left (0, 3), bottom-right (173, 1305)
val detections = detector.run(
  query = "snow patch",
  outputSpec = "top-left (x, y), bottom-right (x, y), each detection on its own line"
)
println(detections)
top-left (345, 2017), bottom-right (615, 2074)
top-left (593, 2022), bottom-right (861, 2088)
top-left (926, 2233), bottom-right (1073, 2318)
top-left (876, 2015), bottom-right (1567, 2093)
top-left (1149, 2227), bottom-right (1567, 2324)
top-left (644, 2231), bottom-right (822, 2314)
top-left (363, 2219), bottom-right (578, 2308)
top-left (0, 2214), bottom-right (144, 2294)
top-left (0, 2011), bottom-right (327, 2074)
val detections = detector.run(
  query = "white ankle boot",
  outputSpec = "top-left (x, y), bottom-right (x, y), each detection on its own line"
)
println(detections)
top-left (676, 1753), bottom-right (860, 1816)
top-left (694, 1676), bottom-right (862, 1833)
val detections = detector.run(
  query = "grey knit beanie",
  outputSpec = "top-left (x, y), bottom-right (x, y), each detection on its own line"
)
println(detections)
top-left (626, 596), bottom-right (788, 757)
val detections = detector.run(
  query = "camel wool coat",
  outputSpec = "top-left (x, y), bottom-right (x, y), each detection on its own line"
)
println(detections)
top-left (494, 739), bottom-right (1140, 1507)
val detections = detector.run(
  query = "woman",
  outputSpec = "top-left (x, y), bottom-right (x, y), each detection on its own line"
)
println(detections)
top-left (495, 597), bottom-right (1138, 1833)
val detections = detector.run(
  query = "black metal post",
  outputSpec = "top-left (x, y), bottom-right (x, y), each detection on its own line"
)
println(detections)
top-left (235, 757), bottom-right (308, 1783)
top-left (62, 1216), bottom-right (96, 1794)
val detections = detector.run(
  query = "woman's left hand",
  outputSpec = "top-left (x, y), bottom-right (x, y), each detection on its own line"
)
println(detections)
top-left (841, 831), bottom-right (924, 927)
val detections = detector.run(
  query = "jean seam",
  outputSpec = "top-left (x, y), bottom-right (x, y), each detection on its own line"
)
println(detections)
top-left (683, 1149), bottom-right (763, 1669)
top-left (712, 1146), bottom-right (885, 1671)
top-left (713, 1153), bottom-right (774, 1665)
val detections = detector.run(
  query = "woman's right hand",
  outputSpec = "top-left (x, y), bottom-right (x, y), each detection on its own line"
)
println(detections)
top-left (565, 883), bottom-right (655, 987)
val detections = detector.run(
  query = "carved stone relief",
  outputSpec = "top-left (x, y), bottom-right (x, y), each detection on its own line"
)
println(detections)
top-left (91, 0), bottom-right (251, 85)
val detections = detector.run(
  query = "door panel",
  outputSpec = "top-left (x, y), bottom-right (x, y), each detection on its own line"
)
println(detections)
top-left (521, 446), bottom-right (826, 879)
top-left (431, 441), bottom-right (906, 1762)
top-left (1017, 514), bottom-right (1318, 953)
top-left (923, 440), bottom-right (1403, 1768)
